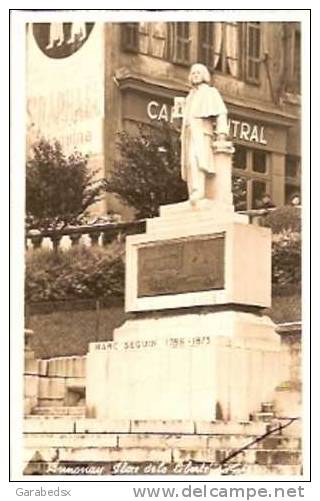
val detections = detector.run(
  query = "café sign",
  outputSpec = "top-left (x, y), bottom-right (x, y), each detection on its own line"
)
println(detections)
top-left (147, 100), bottom-right (267, 145)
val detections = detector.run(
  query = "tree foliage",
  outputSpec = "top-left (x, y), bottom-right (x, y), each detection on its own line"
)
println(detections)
top-left (25, 243), bottom-right (125, 303)
top-left (259, 206), bottom-right (301, 295)
top-left (104, 123), bottom-right (188, 219)
top-left (26, 139), bottom-right (105, 231)
top-left (260, 206), bottom-right (301, 233)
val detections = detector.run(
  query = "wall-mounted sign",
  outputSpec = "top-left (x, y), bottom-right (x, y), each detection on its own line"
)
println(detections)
top-left (27, 23), bottom-right (104, 156)
top-left (33, 23), bottom-right (94, 59)
top-left (146, 100), bottom-right (267, 145)
top-left (228, 119), bottom-right (267, 145)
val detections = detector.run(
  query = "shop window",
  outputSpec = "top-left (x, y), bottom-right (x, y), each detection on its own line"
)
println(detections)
top-left (198, 22), bottom-right (239, 77)
top-left (285, 184), bottom-right (301, 205)
top-left (244, 22), bottom-right (261, 84)
top-left (252, 150), bottom-right (267, 174)
top-left (232, 146), bottom-right (272, 210)
top-left (121, 23), bottom-right (167, 58)
top-left (285, 155), bottom-right (300, 178)
top-left (285, 155), bottom-right (300, 205)
top-left (232, 175), bottom-right (247, 211)
top-left (169, 22), bottom-right (191, 65)
top-left (252, 179), bottom-right (268, 209)
top-left (233, 144), bottom-right (247, 170)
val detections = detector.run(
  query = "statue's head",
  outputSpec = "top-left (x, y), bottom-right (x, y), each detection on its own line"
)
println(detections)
top-left (188, 63), bottom-right (211, 86)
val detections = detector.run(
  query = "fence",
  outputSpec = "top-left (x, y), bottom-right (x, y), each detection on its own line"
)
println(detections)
top-left (26, 219), bottom-right (146, 251)
top-left (25, 209), bottom-right (287, 252)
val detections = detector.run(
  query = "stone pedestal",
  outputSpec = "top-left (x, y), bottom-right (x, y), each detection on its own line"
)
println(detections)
top-left (86, 197), bottom-right (282, 421)
top-left (87, 311), bottom-right (281, 421)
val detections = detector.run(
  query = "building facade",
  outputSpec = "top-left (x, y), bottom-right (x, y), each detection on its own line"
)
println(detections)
top-left (27, 20), bottom-right (301, 216)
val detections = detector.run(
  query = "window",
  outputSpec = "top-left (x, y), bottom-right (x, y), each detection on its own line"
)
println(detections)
top-left (169, 22), bottom-right (191, 65)
top-left (233, 145), bottom-right (247, 170)
top-left (252, 150), bottom-right (267, 173)
top-left (198, 22), bottom-right (239, 77)
top-left (285, 184), bottom-right (301, 205)
top-left (232, 175), bottom-right (247, 211)
top-left (252, 180), bottom-right (268, 209)
top-left (121, 23), bottom-right (168, 58)
top-left (232, 145), bottom-right (271, 210)
top-left (284, 23), bottom-right (301, 94)
top-left (294, 30), bottom-right (301, 82)
top-left (121, 23), bottom-right (139, 52)
top-left (244, 22), bottom-right (261, 84)
top-left (285, 155), bottom-right (300, 178)
top-left (285, 155), bottom-right (300, 204)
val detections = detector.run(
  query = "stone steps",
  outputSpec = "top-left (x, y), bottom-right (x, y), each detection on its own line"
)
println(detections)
top-left (24, 432), bottom-right (301, 451)
top-left (31, 406), bottom-right (86, 417)
top-left (23, 446), bottom-right (302, 464)
top-left (23, 417), bottom-right (302, 477)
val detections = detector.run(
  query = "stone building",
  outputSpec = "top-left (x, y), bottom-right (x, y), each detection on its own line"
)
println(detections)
top-left (27, 20), bottom-right (301, 216)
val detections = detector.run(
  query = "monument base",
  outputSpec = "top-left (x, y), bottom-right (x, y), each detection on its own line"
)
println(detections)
top-left (86, 194), bottom-right (280, 423)
top-left (86, 309), bottom-right (282, 421)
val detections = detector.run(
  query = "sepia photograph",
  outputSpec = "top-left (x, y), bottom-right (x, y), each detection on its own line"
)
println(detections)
top-left (10, 9), bottom-right (309, 480)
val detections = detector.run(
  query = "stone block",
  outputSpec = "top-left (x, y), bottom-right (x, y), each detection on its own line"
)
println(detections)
top-left (130, 420), bottom-right (194, 434)
top-left (126, 217), bottom-right (271, 313)
top-left (38, 377), bottom-right (65, 399)
top-left (38, 359), bottom-right (48, 376)
top-left (24, 397), bottom-right (37, 416)
top-left (74, 357), bottom-right (86, 377)
top-left (173, 448), bottom-right (217, 463)
top-left (118, 433), bottom-right (208, 450)
top-left (24, 358), bottom-right (39, 374)
top-left (31, 406), bottom-right (85, 417)
top-left (258, 436), bottom-right (301, 450)
top-left (38, 378), bottom-right (50, 399)
top-left (24, 375), bottom-right (39, 399)
top-left (47, 359), bottom-right (59, 376)
top-left (58, 447), bottom-right (171, 463)
top-left (195, 421), bottom-right (267, 436)
top-left (274, 389), bottom-right (301, 418)
top-left (24, 417), bottom-right (76, 433)
top-left (37, 398), bottom-right (64, 407)
top-left (277, 419), bottom-right (302, 437)
top-left (87, 311), bottom-right (280, 421)
top-left (65, 377), bottom-right (85, 391)
top-left (75, 419), bottom-right (130, 433)
top-left (255, 449), bottom-right (301, 465)
top-left (25, 433), bottom-right (118, 448)
top-left (206, 434), bottom-right (258, 451)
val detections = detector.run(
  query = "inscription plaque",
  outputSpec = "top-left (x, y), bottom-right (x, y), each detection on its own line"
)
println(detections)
top-left (137, 234), bottom-right (225, 297)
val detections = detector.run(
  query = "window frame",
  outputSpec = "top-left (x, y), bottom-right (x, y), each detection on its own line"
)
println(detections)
top-left (285, 154), bottom-right (301, 204)
top-left (232, 144), bottom-right (272, 210)
top-left (121, 23), bottom-right (139, 53)
top-left (244, 22), bottom-right (262, 85)
top-left (284, 22), bottom-right (301, 94)
top-left (170, 22), bottom-right (191, 66)
top-left (198, 22), bottom-right (241, 78)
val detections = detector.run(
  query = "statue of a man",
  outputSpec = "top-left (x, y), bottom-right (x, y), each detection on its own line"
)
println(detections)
top-left (180, 63), bottom-right (229, 204)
